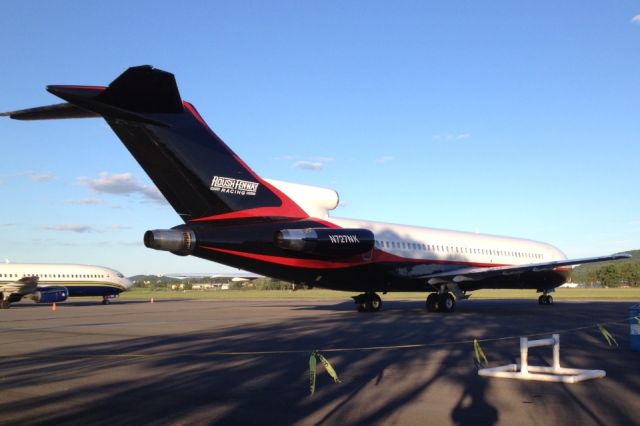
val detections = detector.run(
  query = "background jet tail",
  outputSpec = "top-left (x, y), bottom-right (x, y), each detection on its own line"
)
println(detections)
top-left (3, 66), bottom-right (308, 223)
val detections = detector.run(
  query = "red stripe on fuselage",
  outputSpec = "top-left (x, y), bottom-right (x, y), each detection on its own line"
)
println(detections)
top-left (201, 246), bottom-right (368, 269)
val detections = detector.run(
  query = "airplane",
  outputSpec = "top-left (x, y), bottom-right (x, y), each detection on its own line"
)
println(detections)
top-left (0, 262), bottom-right (132, 308)
top-left (1, 66), bottom-right (630, 313)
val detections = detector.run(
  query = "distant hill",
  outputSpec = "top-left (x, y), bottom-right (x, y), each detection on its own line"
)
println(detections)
top-left (571, 250), bottom-right (639, 285)
top-left (129, 275), bottom-right (178, 283)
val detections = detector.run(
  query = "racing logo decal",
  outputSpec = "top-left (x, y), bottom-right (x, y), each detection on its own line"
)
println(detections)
top-left (210, 176), bottom-right (259, 196)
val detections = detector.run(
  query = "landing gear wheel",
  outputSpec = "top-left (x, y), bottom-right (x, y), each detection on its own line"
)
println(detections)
top-left (438, 293), bottom-right (455, 313)
top-left (354, 293), bottom-right (382, 312)
top-left (0, 300), bottom-right (10, 309)
top-left (538, 295), bottom-right (553, 305)
top-left (426, 293), bottom-right (439, 312)
top-left (367, 293), bottom-right (382, 312)
top-left (101, 298), bottom-right (110, 305)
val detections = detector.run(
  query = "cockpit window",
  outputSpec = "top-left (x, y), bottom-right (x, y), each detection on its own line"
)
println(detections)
top-left (117, 273), bottom-right (124, 278)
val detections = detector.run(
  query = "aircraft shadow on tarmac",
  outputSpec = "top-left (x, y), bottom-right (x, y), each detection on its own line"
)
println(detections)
top-left (0, 300), bottom-right (637, 425)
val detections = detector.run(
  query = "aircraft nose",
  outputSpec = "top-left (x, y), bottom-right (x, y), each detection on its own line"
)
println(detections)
top-left (124, 278), bottom-right (133, 289)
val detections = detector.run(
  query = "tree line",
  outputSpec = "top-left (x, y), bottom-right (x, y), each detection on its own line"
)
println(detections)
top-left (573, 262), bottom-right (640, 288)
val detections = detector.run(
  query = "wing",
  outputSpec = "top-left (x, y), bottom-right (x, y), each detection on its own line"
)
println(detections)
top-left (0, 276), bottom-right (39, 300)
top-left (421, 253), bottom-right (631, 285)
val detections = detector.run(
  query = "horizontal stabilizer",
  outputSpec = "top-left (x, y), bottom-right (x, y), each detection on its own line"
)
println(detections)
top-left (46, 85), bottom-right (170, 127)
top-left (2, 65), bottom-right (309, 221)
top-left (95, 65), bottom-right (183, 113)
top-left (0, 102), bottom-right (99, 120)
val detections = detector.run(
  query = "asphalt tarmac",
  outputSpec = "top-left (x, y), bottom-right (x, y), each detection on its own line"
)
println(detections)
top-left (1, 297), bottom-right (639, 425)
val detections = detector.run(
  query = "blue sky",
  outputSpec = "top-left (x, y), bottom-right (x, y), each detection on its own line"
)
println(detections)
top-left (1, 1), bottom-right (639, 276)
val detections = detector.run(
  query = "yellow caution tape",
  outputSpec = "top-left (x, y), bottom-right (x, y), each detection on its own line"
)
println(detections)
top-left (473, 338), bottom-right (488, 368)
top-left (309, 350), bottom-right (341, 395)
top-left (597, 324), bottom-right (618, 347)
top-left (309, 351), bottom-right (317, 396)
top-left (317, 353), bottom-right (342, 384)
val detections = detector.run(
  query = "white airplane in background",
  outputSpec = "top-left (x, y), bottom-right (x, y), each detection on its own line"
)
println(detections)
top-left (0, 263), bottom-right (132, 308)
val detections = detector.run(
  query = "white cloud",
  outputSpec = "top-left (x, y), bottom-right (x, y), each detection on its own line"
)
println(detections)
top-left (66, 198), bottom-right (104, 205)
top-left (632, 15), bottom-right (640, 25)
top-left (291, 156), bottom-right (334, 171)
top-left (77, 172), bottom-right (168, 205)
top-left (24, 171), bottom-right (55, 182)
top-left (107, 224), bottom-right (132, 231)
top-left (43, 224), bottom-right (95, 233)
top-left (293, 161), bottom-right (324, 171)
top-left (375, 155), bottom-right (394, 164)
top-left (139, 186), bottom-right (167, 204)
top-left (432, 133), bottom-right (471, 142)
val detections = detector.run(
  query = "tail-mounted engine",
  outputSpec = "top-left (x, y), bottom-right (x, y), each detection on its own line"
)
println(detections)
top-left (275, 228), bottom-right (375, 258)
top-left (144, 228), bottom-right (196, 255)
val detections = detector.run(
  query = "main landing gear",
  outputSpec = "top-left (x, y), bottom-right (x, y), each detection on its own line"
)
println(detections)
top-left (426, 292), bottom-right (456, 313)
top-left (353, 292), bottom-right (382, 312)
top-left (538, 294), bottom-right (553, 305)
top-left (537, 289), bottom-right (554, 305)
top-left (101, 295), bottom-right (112, 305)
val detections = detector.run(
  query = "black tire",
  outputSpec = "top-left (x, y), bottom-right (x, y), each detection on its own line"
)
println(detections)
top-left (102, 299), bottom-right (110, 305)
top-left (357, 303), bottom-right (366, 312)
top-left (538, 295), bottom-right (545, 305)
top-left (546, 295), bottom-right (553, 305)
top-left (363, 293), bottom-right (381, 312)
top-left (370, 293), bottom-right (382, 312)
top-left (0, 299), bottom-right (10, 309)
top-left (438, 293), bottom-right (455, 313)
top-left (426, 293), bottom-right (439, 312)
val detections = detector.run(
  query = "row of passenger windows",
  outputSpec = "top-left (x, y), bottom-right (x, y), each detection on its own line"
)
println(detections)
top-left (1, 273), bottom-right (107, 279)
top-left (374, 240), bottom-right (544, 260)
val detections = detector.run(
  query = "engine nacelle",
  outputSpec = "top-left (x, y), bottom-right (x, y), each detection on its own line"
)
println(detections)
top-left (32, 286), bottom-right (68, 303)
top-left (275, 228), bottom-right (375, 257)
top-left (144, 228), bottom-right (196, 255)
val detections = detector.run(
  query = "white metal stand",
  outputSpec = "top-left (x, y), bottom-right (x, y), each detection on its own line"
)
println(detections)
top-left (478, 334), bottom-right (605, 383)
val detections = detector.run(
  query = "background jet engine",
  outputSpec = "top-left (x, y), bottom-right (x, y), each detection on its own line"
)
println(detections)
top-left (31, 286), bottom-right (69, 303)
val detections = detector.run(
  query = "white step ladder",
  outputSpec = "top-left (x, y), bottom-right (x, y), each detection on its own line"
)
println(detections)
top-left (478, 334), bottom-right (605, 383)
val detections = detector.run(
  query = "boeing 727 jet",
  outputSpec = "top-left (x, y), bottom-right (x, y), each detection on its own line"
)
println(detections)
top-left (0, 262), bottom-right (132, 308)
top-left (1, 66), bottom-right (629, 312)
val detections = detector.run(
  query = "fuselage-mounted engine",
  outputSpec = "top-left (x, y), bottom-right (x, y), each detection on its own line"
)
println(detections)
top-left (275, 228), bottom-right (375, 258)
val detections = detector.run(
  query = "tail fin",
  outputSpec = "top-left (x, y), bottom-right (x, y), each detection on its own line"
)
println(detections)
top-left (4, 66), bottom-right (307, 222)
